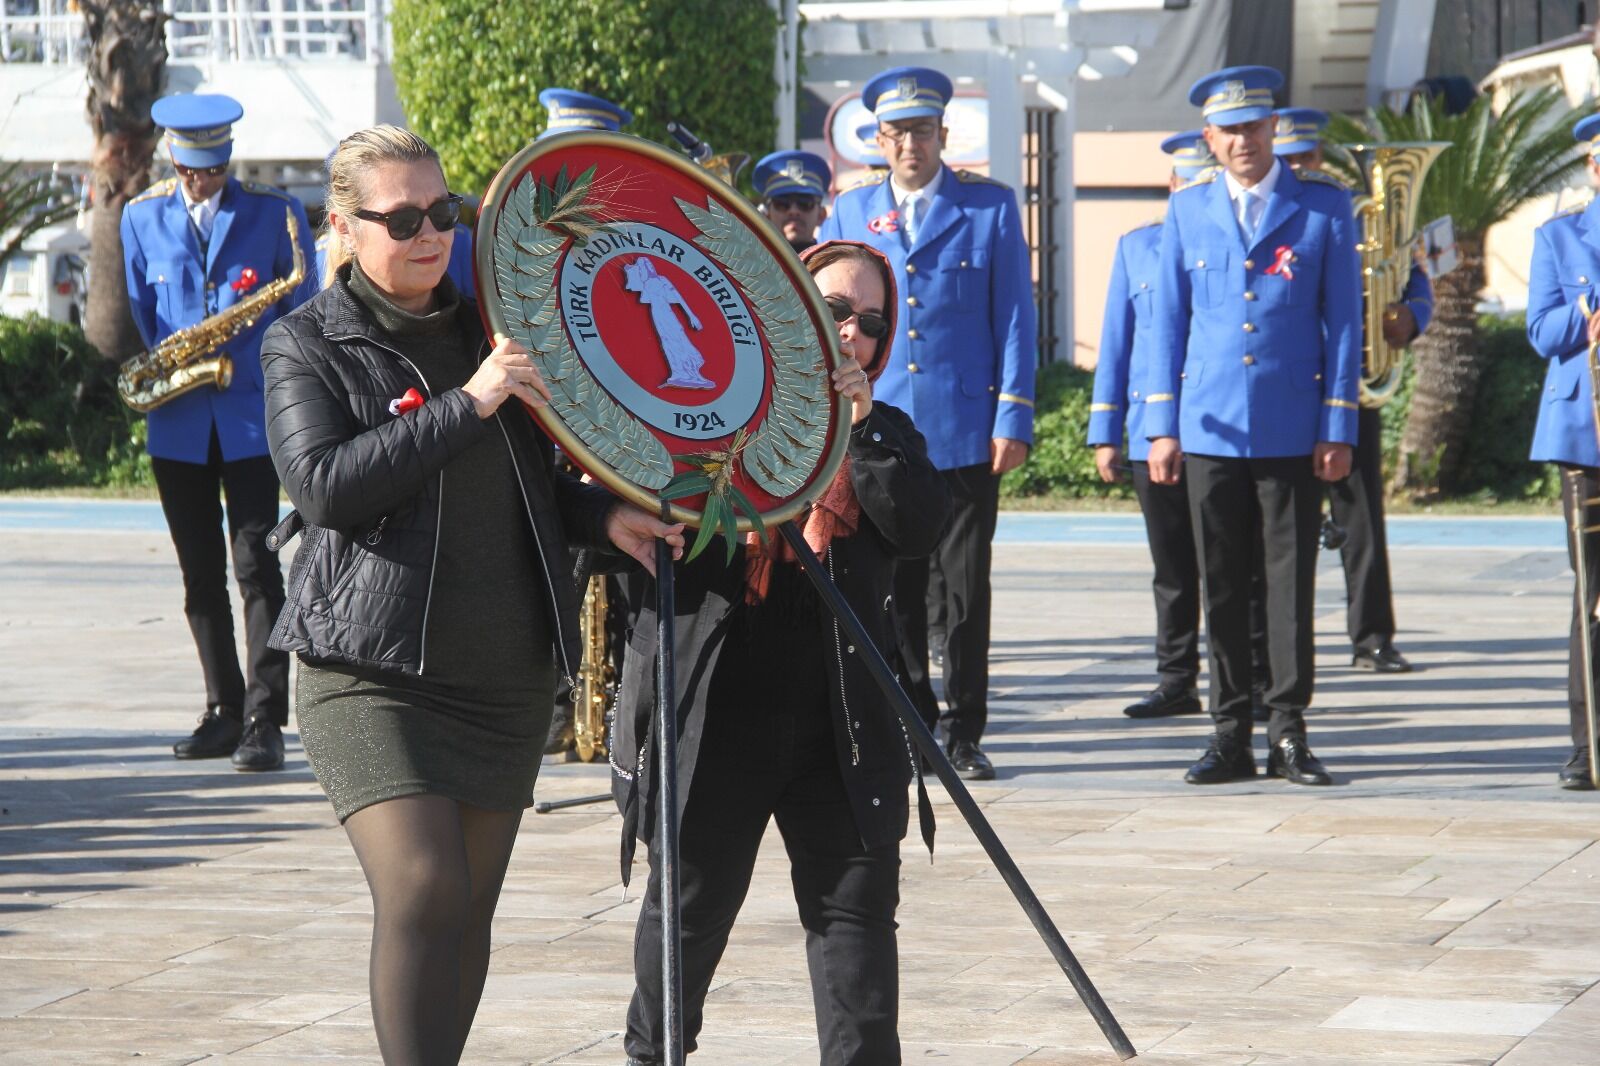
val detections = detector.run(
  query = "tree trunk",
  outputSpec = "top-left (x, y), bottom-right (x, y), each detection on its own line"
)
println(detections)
top-left (80, 0), bottom-right (167, 362)
top-left (1394, 233), bottom-right (1486, 497)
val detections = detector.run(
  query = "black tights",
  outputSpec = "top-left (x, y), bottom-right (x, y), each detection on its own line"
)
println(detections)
top-left (343, 794), bottom-right (523, 1065)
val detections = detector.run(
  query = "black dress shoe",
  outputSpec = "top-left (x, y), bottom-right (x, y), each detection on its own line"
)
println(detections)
top-left (1124, 683), bottom-right (1202, 719)
top-left (231, 717), bottom-right (286, 772)
top-left (948, 740), bottom-right (995, 781)
top-left (1184, 738), bottom-right (1256, 785)
top-left (1266, 737), bottom-right (1333, 786)
top-left (173, 707), bottom-right (243, 760)
top-left (1352, 643), bottom-right (1412, 673)
top-left (1320, 516), bottom-right (1348, 551)
top-left (1559, 749), bottom-right (1596, 791)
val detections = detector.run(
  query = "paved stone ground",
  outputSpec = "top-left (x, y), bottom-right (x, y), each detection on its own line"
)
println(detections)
top-left (3, 513), bottom-right (1599, 1064)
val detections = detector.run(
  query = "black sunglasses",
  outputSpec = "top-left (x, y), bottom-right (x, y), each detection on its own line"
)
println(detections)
top-left (823, 296), bottom-right (889, 339)
top-left (174, 163), bottom-right (228, 179)
top-left (770, 196), bottom-right (820, 212)
top-left (354, 194), bottom-right (463, 241)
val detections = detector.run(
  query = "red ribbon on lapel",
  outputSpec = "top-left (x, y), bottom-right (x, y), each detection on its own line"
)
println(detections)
top-left (231, 267), bottom-right (259, 294)
top-left (1264, 245), bottom-right (1295, 281)
top-left (867, 209), bottom-right (900, 235)
top-left (388, 388), bottom-right (425, 416)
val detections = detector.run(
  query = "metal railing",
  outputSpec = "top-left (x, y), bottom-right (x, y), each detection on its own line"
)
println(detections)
top-left (1, 0), bottom-right (389, 65)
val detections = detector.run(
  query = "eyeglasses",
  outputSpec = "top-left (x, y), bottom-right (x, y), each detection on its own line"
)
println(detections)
top-left (174, 163), bottom-right (228, 179)
top-left (877, 123), bottom-right (940, 145)
top-left (769, 196), bottom-right (820, 213)
top-left (353, 194), bottom-right (463, 241)
top-left (823, 296), bottom-right (889, 339)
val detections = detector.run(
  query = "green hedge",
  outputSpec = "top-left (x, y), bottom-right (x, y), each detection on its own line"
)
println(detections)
top-left (0, 314), bottom-right (149, 489)
top-left (1006, 313), bottom-right (1556, 503)
top-left (391, 0), bottom-right (780, 197)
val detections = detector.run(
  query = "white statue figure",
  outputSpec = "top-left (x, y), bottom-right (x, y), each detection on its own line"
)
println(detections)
top-left (622, 256), bottom-right (717, 390)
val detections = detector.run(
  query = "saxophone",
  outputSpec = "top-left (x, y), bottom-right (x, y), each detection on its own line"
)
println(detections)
top-left (572, 575), bottom-right (614, 763)
top-left (117, 206), bottom-right (306, 412)
top-left (1343, 142), bottom-right (1448, 408)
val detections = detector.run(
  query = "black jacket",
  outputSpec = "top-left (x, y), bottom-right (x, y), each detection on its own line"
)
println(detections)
top-left (259, 273), bottom-right (614, 679)
top-left (611, 403), bottom-right (951, 884)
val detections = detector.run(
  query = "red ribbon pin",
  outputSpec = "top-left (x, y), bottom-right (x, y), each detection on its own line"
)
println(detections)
top-left (231, 267), bottom-right (259, 294)
top-left (1265, 245), bottom-right (1295, 281)
top-left (867, 209), bottom-right (900, 235)
top-left (388, 388), bottom-right (425, 416)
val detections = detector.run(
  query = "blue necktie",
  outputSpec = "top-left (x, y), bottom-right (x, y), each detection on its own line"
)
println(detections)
top-left (902, 195), bottom-right (919, 247)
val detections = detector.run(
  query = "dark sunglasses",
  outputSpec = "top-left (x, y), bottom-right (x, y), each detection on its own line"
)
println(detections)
top-left (823, 296), bottom-right (889, 339)
top-left (354, 194), bottom-right (463, 241)
top-left (174, 163), bottom-right (228, 178)
top-left (770, 196), bottom-right (820, 212)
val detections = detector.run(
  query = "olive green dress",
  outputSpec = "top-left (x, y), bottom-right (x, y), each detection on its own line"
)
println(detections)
top-left (295, 264), bottom-right (558, 821)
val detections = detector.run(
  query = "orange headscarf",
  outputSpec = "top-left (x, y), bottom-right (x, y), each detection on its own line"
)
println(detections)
top-left (744, 241), bottom-right (898, 604)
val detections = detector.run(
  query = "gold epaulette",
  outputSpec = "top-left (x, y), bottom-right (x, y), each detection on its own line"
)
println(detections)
top-left (128, 177), bottom-right (176, 207)
top-left (1176, 168), bottom-right (1219, 191)
top-left (242, 180), bottom-right (295, 203)
top-left (314, 230), bottom-right (333, 250)
top-left (1130, 218), bottom-right (1162, 233)
top-left (839, 169), bottom-right (889, 193)
top-left (1296, 168), bottom-right (1349, 190)
top-left (955, 168), bottom-right (1007, 187)
top-left (1552, 197), bottom-right (1592, 220)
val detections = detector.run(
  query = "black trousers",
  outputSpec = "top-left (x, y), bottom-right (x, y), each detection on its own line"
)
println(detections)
top-left (1561, 465), bottom-right (1600, 751)
top-left (149, 431), bottom-right (289, 726)
top-left (1328, 405), bottom-right (1396, 651)
top-left (892, 463), bottom-right (998, 743)
top-left (626, 676), bottom-right (901, 1064)
top-left (1131, 460), bottom-right (1202, 685)
top-left (1185, 454), bottom-right (1320, 745)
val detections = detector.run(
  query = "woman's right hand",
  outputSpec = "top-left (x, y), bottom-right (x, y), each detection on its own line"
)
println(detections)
top-left (462, 333), bottom-right (553, 419)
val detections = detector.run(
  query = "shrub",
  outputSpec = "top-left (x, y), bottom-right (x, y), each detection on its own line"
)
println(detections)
top-left (0, 314), bottom-right (149, 489)
top-left (1000, 361), bottom-right (1134, 501)
top-left (1453, 313), bottom-right (1560, 501)
top-left (390, 0), bottom-right (780, 197)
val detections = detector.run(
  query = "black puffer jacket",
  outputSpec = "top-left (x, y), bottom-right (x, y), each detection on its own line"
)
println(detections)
top-left (259, 273), bottom-right (614, 679)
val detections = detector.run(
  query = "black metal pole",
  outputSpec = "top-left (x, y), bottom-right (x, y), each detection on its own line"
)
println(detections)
top-left (779, 521), bottom-right (1137, 1061)
top-left (533, 793), bottom-right (611, 814)
top-left (654, 538), bottom-right (685, 1066)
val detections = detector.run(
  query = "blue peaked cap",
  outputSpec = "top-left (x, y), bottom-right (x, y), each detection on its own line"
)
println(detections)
top-left (1189, 65), bottom-right (1283, 127)
top-left (863, 65), bottom-right (953, 122)
top-left (1160, 129), bottom-right (1217, 182)
top-left (754, 151), bottom-right (831, 200)
top-left (538, 88), bottom-right (633, 139)
top-left (1574, 113), bottom-right (1600, 159)
top-left (152, 93), bottom-right (243, 168)
top-left (1273, 108), bottom-right (1329, 156)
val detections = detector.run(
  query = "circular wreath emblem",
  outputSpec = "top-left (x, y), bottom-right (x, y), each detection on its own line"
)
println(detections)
top-left (476, 133), bottom-right (848, 554)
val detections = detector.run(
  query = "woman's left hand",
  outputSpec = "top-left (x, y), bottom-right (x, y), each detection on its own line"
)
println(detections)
top-left (833, 361), bottom-right (873, 425)
top-left (606, 504), bottom-right (686, 576)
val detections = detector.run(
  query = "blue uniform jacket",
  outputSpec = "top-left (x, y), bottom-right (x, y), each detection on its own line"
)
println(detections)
top-left (1088, 221), bottom-right (1162, 461)
top-left (1402, 261), bottom-right (1433, 335)
top-left (313, 223), bottom-right (476, 297)
top-left (818, 165), bottom-right (1036, 470)
top-left (122, 177), bottom-right (319, 463)
top-left (1527, 199), bottom-right (1600, 467)
top-left (1145, 164), bottom-right (1363, 457)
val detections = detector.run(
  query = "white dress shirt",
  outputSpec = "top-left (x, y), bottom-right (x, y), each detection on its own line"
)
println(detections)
top-left (181, 184), bottom-right (223, 245)
top-left (891, 166), bottom-right (944, 246)
top-left (1223, 158), bottom-right (1281, 242)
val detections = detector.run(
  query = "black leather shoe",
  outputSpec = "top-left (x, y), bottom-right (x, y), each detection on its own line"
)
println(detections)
top-left (948, 740), bottom-right (995, 781)
top-left (173, 707), bottom-right (243, 760)
top-left (1320, 516), bottom-right (1348, 551)
top-left (1352, 643), bottom-right (1412, 673)
top-left (231, 717), bottom-right (285, 772)
top-left (1124, 683), bottom-right (1202, 719)
top-left (1266, 737), bottom-right (1333, 786)
top-left (1559, 749), bottom-right (1596, 791)
top-left (1184, 738), bottom-right (1256, 784)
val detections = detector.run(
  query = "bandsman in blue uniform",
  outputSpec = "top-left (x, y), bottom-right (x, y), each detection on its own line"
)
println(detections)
top-left (819, 65), bottom-right (1037, 780)
top-left (121, 93), bottom-right (319, 770)
top-left (1526, 112), bottom-right (1600, 790)
top-left (753, 149), bottom-right (831, 253)
top-left (1273, 107), bottom-right (1432, 678)
top-left (537, 87), bottom-right (633, 138)
top-left (1088, 131), bottom-right (1217, 720)
top-left (1145, 67), bottom-right (1363, 786)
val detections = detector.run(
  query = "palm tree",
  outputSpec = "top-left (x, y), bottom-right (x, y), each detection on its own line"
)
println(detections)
top-left (1327, 88), bottom-right (1587, 495)
top-left (0, 160), bottom-right (77, 263)
top-left (80, 0), bottom-right (167, 361)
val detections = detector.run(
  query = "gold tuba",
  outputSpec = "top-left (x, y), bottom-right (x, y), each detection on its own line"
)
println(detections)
top-left (1342, 142), bottom-right (1449, 408)
top-left (117, 207), bottom-right (306, 412)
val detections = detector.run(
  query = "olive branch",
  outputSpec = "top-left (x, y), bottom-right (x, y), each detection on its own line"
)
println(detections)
top-left (657, 427), bottom-right (768, 563)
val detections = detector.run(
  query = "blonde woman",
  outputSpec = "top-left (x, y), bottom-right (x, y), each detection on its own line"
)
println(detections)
top-left (261, 125), bottom-right (683, 1064)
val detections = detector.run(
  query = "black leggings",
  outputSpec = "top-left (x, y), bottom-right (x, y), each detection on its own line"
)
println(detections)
top-left (343, 794), bottom-right (522, 1065)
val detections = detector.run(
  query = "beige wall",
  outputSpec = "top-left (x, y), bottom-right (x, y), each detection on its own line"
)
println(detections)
top-left (1073, 131), bottom-right (1175, 368)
